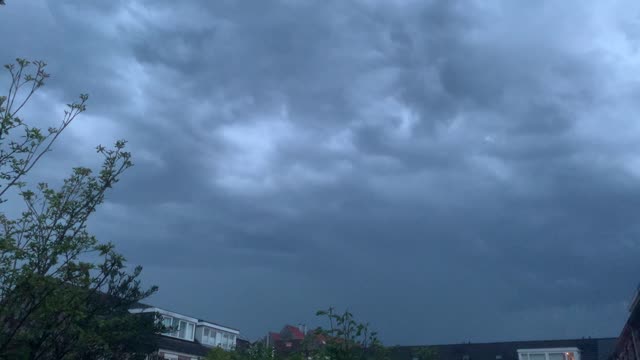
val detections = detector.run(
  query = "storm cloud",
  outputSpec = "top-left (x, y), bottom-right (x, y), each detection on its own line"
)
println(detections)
top-left (1, 0), bottom-right (640, 344)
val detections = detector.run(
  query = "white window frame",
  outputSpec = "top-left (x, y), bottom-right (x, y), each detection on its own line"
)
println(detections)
top-left (160, 315), bottom-right (195, 341)
top-left (161, 315), bottom-right (177, 337)
top-left (178, 320), bottom-right (195, 341)
top-left (220, 332), bottom-right (236, 349)
top-left (518, 348), bottom-right (581, 360)
top-left (203, 327), bottom-right (218, 346)
top-left (132, 307), bottom-right (199, 342)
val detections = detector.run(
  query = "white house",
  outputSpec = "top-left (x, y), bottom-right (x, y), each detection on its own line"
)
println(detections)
top-left (130, 304), bottom-right (241, 360)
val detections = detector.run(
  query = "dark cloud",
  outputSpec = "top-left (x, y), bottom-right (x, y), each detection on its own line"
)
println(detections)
top-left (1, 0), bottom-right (640, 345)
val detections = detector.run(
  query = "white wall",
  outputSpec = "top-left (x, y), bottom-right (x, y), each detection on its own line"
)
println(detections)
top-left (195, 326), bottom-right (204, 344)
top-left (195, 325), bottom-right (237, 349)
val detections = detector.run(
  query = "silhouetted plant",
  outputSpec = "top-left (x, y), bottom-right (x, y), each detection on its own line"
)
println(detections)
top-left (315, 307), bottom-right (385, 360)
top-left (0, 58), bottom-right (158, 359)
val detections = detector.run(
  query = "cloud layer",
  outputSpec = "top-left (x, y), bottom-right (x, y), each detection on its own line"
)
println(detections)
top-left (2, 0), bottom-right (640, 344)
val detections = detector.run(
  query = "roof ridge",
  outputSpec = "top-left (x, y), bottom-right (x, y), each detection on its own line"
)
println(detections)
top-left (136, 304), bottom-right (240, 331)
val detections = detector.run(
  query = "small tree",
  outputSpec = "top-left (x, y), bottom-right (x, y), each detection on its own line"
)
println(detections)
top-left (247, 342), bottom-right (276, 360)
top-left (314, 307), bottom-right (384, 360)
top-left (283, 352), bottom-right (305, 360)
top-left (207, 347), bottom-right (235, 360)
top-left (0, 58), bottom-right (159, 359)
top-left (413, 347), bottom-right (438, 360)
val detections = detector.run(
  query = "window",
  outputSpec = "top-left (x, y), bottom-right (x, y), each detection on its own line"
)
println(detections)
top-left (160, 316), bottom-right (195, 341)
top-left (212, 332), bottom-right (236, 350)
top-left (530, 354), bottom-right (545, 360)
top-left (162, 316), bottom-right (173, 332)
top-left (223, 333), bottom-right (230, 348)
top-left (203, 328), bottom-right (218, 346)
top-left (161, 316), bottom-right (178, 337)
top-left (518, 348), bottom-right (580, 360)
top-left (179, 321), bottom-right (194, 339)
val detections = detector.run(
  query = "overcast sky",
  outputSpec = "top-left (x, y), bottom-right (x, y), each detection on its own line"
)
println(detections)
top-left (2, 0), bottom-right (640, 345)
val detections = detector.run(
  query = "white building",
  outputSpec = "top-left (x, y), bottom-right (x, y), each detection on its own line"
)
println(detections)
top-left (130, 304), bottom-right (240, 360)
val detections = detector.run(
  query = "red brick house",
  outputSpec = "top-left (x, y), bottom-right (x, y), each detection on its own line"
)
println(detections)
top-left (267, 325), bottom-right (306, 356)
top-left (266, 324), bottom-right (329, 357)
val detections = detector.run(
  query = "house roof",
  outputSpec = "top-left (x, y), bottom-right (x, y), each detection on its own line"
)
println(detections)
top-left (197, 319), bottom-right (241, 334)
top-left (236, 337), bottom-right (252, 351)
top-left (156, 335), bottom-right (210, 357)
top-left (131, 303), bottom-right (240, 332)
top-left (283, 325), bottom-right (305, 340)
top-left (389, 337), bottom-right (617, 360)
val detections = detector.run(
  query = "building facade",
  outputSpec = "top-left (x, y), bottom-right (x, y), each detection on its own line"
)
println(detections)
top-left (130, 304), bottom-right (240, 360)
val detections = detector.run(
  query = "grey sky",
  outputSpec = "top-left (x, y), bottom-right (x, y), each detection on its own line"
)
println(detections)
top-left (1, 0), bottom-right (640, 345)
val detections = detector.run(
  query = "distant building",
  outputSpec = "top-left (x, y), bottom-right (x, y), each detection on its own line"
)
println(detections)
top-left (389, 337), bottom-right (616, 360)
top-left (612, 284), bottom-right (640, 360)
top-left (236, 337), bottom-right (252, 353)
top-left (265, 324), bottom-right (329, 357)
top-left (267, 324), bottom-right (307, 356)
top-left (130, 304), bottom-right (240, 360)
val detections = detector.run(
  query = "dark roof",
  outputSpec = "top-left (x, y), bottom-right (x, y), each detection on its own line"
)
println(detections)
top-left (389, 338), bottom-right (617, 360)
top-left (236, 337), bottom-right (252, 352)
top-left (156, 335), bottom-right (211, 357)
top-left (596, 339), bottom-right (617, 360)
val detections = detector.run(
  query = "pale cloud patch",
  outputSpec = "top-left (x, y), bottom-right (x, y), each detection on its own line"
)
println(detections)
top-left (324, 128), bottom-right (357, 154)
top-left (357, 96), bottom-right (419, 142)
top-left (213, 117), bottom-right (299, 194)
top-left (469, 154), bottom-right (512, 183)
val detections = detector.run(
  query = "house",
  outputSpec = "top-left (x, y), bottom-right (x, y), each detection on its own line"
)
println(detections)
top-left (266, 324), bottom-right (306, 356)
top-left (389, 337), bottom-right (617, 360)
top-left (266, 324), bottom-right (329, 357)
top-left (611, 284), bottom-right (640, 360)
top-left (130, 304), bottom-right (240, 360)
top-left (264, 324), bottom-right (333, 358)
